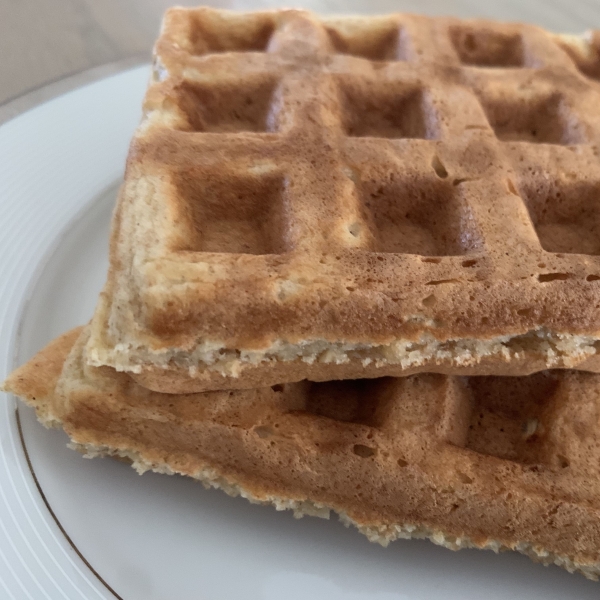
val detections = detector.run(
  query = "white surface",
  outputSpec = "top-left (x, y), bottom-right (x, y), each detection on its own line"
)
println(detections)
top-left (1, 57), bottom-right (600, 600)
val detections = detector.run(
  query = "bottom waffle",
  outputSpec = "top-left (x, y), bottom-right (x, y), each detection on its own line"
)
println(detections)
top-left (4, 327), bottom-right (600, 579)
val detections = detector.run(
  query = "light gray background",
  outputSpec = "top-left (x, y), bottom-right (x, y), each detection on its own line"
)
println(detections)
top-left (1, 0), bottom-right (599, 105)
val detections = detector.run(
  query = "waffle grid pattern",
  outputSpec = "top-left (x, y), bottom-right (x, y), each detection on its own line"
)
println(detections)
top-left (146, 9), bottom-right (600, 260)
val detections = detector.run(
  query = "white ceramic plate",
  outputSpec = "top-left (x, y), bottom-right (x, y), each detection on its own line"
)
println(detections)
top-left (1, 59), bottom-right (600, 600)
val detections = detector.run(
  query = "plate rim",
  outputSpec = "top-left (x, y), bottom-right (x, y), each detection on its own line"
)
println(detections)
top-left (14, 408), bottom-right (124, 600)
top-left (0, 56), bottom-right (147, 127)
top-left (13, 181), bottom-right (127, 600)
top-left (0, 58), bottom-right (149, 600)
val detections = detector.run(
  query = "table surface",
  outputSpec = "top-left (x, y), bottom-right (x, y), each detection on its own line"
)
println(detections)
top-left (1, 0), bottom-right (599, 106)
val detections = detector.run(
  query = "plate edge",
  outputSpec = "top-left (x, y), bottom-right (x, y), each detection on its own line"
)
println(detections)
top-left (0, 55), bottom-right (148, 126)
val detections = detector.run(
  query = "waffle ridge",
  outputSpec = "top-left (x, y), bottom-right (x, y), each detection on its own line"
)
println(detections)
top-left (6, 327), bottom-right (600, 579)
top-left (87, 8), bottom-right (600, 391)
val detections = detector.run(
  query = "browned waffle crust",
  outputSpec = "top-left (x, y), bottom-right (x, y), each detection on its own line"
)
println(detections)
top-left (86, 7), bottom-right (600, 392)
top-left (7, 327), bottom-right (600, 579)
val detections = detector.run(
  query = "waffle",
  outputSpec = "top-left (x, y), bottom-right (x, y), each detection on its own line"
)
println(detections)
top-left (87, 7), bottom-right (600, 392)
top-left (6, 327), bottom-right (600, 579)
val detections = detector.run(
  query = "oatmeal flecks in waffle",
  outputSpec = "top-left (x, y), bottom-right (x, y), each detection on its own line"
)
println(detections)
top-left (87, 8), bottom-right (600, 392)
top-left (7, 327), bottom-right (600, 579)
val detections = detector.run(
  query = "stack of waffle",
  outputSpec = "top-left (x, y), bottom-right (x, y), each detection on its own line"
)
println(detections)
top-left (5, 6), bottom-right (600, 579)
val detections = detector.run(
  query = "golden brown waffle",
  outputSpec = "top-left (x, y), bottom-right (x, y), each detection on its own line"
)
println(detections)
top-left (7, 327), bottom-right (600, 579)
top-left (87, 8), bottom-right (600, 392)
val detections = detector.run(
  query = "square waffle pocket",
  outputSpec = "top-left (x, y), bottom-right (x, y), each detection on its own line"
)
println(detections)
top-left (87, 7), bottom-right (600, 392)
top-left (6, 327), bottom-right (600, 579)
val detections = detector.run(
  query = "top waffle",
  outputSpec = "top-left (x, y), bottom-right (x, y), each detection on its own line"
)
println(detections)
top-left (87, 7), bottom-right (600, 392)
